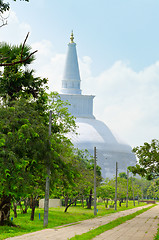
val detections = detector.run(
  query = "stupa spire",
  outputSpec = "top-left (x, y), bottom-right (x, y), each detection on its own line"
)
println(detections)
top-left (61, 32), bottom-right (82, 95)
top-left (70, 31), bottom-right (74, 43)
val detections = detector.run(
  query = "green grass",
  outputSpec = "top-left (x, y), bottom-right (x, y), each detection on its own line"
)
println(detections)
top-left (70, 205), bottom-right (155, 240)
top-left (154, 225), bottom-right (159, 240)
top-left (153, 201), bottom-right (159, 239)
top-left (0, 201), bottom-right (147, 239)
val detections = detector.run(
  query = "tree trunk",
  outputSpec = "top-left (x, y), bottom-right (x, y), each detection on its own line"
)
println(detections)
top-left (105, 198), bottom-right (108, 208)
top-left (64, 204), bottom-right (70, 213)
top-left (64, 196), bottom-right (68, 208)
top-left (30, 196), bottom-right (36, 221)
top-left (0, 195), bottom-right (11, 225)
top-left (81, 195), bottom-right (84, 208)
top-left (64, 196), bottom-right (72, 212)
top-left (30, 206), bottom-right (35, 221)
top-left (87, 189), bottom-right (92, 209)
top-left (64, 196), bottom-right (78, 213)
top-left (13, 202), bottom-right (17, 218)
top-left (19, 201), bottom-right (24, 214)
top-left (23, 198), bottom-right (29, 214)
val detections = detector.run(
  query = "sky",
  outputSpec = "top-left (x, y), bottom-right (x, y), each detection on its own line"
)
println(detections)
top-left (1, 0), bottom-right (159, 148)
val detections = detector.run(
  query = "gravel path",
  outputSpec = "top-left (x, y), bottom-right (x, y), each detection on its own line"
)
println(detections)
top-left (6, 204), bottom-right (158, 240)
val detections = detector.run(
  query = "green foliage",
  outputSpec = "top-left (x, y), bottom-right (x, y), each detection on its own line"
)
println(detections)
top-left (0, 0), bottom-right (29, 14)
top-left (147, 179), bottom-right (159, 199)
top-left (129, 139), bottom-right (159, 180)
top-left (133, 177), bottom-right (151, 199)
top-left (0, 94), bottom-right (77, 217)
top-left (50, 149), bottom-right (101, 212)
top-left (119, 172), bottom-right (127, 179)
top-left (108, 177), bottom-right (127, 200)
top-left (0, 42), bottom-right (48, 103)
top-left (97, 185), bottom-right (115, 200)
top-left (0, 1), bottom-right (9, 13)
top-left (97, 174), bottom-right (143, 202)
top-left (48, 92), bottom-right (76, 135)
top-left (0, 99), bottom-right (49, 200)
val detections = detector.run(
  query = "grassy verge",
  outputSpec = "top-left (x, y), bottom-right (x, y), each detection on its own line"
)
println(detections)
top-left (154, 201), bottom-right (159, 240)
top-left (0, 201), bottom-right (147, 239)
top-left (70, 205), bottom-right (155, 240)
top-left (154, 226), bottom-right (159, 240)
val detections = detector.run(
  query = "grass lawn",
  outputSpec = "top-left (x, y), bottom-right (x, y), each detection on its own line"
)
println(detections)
top-left (0, 201), bottom-right (147, 239)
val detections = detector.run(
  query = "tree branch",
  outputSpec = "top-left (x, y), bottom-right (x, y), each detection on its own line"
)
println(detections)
top-left (0, 12), bottom-right (9, 28)
top-left (0, 56), bottom-right (8, 61)
top-left (0, 50), bottom-right (38, 66)
top-left (20, 32), bottom-right (29, 61)
top-left (0, 15), bottom-right (7, 27)
top-left (0, 32), bottom-right (38, 66)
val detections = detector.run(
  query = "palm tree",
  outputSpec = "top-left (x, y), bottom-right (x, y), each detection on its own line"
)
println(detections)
top-left (0, 42), bottom-right (47, 101)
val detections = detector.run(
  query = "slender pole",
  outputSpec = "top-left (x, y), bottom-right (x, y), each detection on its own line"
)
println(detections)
top-left (115, 162), bottom-right (118, 211)
top-left (94, 147), bottom-right (97, 216)
top-left (153, 179), bottom-right (155, 200)
top-left (43, 110), bottom-right (52, 227)
top-left (132, 176), bottom-right (135, 206)
top-left (126, 169), bottom-right (129, 207)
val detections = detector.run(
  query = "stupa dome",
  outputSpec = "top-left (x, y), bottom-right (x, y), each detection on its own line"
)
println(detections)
top-left (60, 32), bottom-right (136, 179)
top-left (69, 118), bottom-right (136, 179)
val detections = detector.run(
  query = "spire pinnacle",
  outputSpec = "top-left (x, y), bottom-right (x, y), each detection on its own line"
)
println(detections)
top-left (70, 31), bottom-right (74, 43)
top-left (61, 31), bottom-right (81, 95)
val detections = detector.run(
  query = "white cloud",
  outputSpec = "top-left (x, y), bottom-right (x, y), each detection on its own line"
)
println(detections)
top-left (90, 61), bottom-right (159, 147)
top-left (46, 53), bottom-right (66, 92)
top-left (31, 40), bottom-right (66, 93)
top-left (31, 40), bottom-right (53, 57)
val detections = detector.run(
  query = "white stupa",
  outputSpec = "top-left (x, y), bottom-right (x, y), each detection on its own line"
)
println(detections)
top-left (60, 32), bottom-right (136, 179)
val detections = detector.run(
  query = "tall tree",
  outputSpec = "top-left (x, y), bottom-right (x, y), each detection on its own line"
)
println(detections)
top-left (147, 179), bottom-right (159, 199)
top-left (50, 149), bottom-right (102, 212)
top-left (106, 175), bottom-right (142, 206)
top-left (0, 41), bottom-right (77, 225)
top-left (129, 139), bottom-right (159, 180)
top-left (97, 185), bottom-right (115, 208)
top-left (134, 178), bottom-right (151, 199)
top-left (0, 99), bottom-right (49, 224)
top-left (0, 93), bottom-right (77, 225)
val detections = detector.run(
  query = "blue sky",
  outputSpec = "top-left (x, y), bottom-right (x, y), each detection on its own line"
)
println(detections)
top-left (1, 0), bottom-right (159, 147)
top-left (8, 0), bottom-right (159, 73)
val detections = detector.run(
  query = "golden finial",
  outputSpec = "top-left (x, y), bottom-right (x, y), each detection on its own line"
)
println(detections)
top-left (70, 31), bottom-right (74, 43)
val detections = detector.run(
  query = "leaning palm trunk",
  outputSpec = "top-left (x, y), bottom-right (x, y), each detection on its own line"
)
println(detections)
top-left (64, 194), bottom-right (80, 213)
